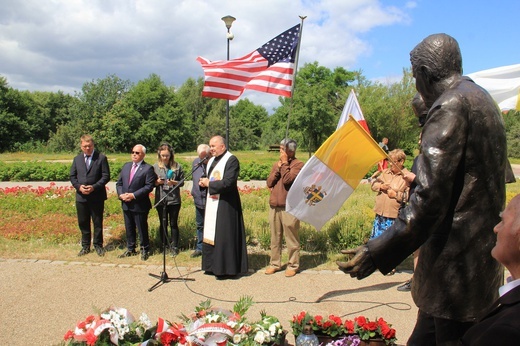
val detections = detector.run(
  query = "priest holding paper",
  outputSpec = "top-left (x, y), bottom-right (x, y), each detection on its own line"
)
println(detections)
top-left (198, 135), bottom-right (248, 279)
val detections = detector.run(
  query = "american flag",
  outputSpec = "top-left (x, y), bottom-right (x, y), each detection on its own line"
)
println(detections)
top-left (196, 24), bottom-right (300, 100)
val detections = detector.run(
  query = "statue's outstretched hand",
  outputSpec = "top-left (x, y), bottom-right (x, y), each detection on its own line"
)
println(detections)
top-left (337, 245), bottom-right (376, 280)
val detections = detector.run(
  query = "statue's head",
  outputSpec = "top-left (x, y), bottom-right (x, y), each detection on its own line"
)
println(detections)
top-left (410, 34), bottom-right (462, 106)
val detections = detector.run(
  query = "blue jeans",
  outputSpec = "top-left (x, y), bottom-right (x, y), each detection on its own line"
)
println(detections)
top-left (195, 207), bottom-right (205, 251)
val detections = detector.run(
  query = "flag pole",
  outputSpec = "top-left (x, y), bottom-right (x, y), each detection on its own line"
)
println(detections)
top-left (284, 15), bottom-right (306, 140)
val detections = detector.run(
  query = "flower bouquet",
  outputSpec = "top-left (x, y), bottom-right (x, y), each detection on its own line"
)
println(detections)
top-left (63, 306), bottom-right (153, 345)
top-left (290, 312), bottom-right (396, 346)
top-left (63, 297), bottom-right (285, 346)
top-left (177, 297), bottom-right (286, 346)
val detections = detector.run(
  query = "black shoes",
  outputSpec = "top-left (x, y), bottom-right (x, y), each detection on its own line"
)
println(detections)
top-left (190, 250), bottom-right (202, 258)
top-left (397, 279), bottom-right (412, 292)
top-left (118, 250), bottom-right (138, 258)
top-left (77, 248), bottom-right (90, 256)
top-left (119, 249), bottom-right (148, 260)
top-left (78, 246), bottom-right (105, 256)
top-left (94, 246), bottom-right (105, 256)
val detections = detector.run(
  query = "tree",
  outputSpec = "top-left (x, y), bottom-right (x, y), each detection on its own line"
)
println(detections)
top-left (75, 74), bottom-right (132, 137)
top-left (504, 109), bottom-right (520, 157)
top-left (31, 91), bottom-right (76, 138)
top-left (275, 62), bottom-right (355, 155)
top-left (0, 87), bottom-right (38, 151)
top-left (357, 68), bottom-right (419, 155)
top-left (100, 74), bottom-right (193, 152)
top-left (229, 99), bottom-right (268, 150)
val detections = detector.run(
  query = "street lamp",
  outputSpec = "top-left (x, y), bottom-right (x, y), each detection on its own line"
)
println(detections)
top-left (221, 15), bottom-right (235, 149)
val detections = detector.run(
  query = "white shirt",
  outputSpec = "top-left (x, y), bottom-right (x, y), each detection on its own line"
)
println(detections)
top-left (498, 277), bottom-right (520, 297)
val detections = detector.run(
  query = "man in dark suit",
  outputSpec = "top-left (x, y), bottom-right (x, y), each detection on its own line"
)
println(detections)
top-left (70, 134), bottom-right (110, 257)
top-left (461, 194), bottom-right (520, 344)
top-left (337, 34), bottom-right (508, 345)
top-left (116, 144), bottom-right (156, 260)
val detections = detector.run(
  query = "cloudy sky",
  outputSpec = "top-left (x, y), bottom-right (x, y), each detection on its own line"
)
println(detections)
top-left (1, 0), bottom-right (519, 111)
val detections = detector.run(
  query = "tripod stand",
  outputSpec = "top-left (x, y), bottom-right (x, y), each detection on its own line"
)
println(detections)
top-left (148, 159), bottom-right (207, 292)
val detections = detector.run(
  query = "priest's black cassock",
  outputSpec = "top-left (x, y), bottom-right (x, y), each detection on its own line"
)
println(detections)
top-left (202, 151), bottom-right (248, 277)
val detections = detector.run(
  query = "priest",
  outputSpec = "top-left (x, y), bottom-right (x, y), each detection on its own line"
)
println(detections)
top-left (198, 135), bottom-right (248, 279)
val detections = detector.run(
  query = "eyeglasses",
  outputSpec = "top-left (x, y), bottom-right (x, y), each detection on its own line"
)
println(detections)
top-left (131, 151), bottom-right (141, 155)
top-left (160, 155), bottom-right (170, 158)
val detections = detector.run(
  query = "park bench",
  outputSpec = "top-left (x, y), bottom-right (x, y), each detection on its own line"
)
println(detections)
top-left (267, 145), bottom-right (280, 152)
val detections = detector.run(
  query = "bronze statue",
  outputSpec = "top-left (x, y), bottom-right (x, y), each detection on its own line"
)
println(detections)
top-left (338, 33), bottom-right (508, 344)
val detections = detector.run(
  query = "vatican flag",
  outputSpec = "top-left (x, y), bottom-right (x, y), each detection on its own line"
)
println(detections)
top-left (286, 116), bottom-right (386, 230)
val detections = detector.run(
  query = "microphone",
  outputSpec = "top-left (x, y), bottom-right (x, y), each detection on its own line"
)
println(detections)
top-left (202, 155), bottom-right (210, 163)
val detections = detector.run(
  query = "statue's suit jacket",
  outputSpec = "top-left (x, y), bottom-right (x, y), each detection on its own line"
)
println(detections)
top-left (368, 76), bottom-right (507, 321)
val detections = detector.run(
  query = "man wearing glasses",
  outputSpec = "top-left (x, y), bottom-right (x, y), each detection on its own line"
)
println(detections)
top-left (116, 144), bottom-right (157, 260)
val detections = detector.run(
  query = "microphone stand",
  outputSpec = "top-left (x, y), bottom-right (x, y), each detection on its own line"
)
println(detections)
top-left (148, 158), bottom-right (207, 292)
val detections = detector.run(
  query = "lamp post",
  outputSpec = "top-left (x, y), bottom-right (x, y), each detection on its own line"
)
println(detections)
top-left (221, 15), bottom-right (235, 149)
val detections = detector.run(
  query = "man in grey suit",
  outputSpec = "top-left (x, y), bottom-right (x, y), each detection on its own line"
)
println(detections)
top-left (116, 144), bottom-right (156, 260)
top-left (70, 134), bottom-right (110, 256)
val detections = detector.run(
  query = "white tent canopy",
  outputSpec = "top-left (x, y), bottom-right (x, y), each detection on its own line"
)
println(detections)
top-left (467, 64), bottom-right (520, 111)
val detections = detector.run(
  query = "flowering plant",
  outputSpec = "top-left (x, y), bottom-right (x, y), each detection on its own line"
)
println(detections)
top-left (290, 312), bottom-right (397, 345)
top-left (344, 316), bottom-right (396, 345)
top-left (324, 335), bottom-right (361, 346)
top-left (63, 306), bottom-right (153, 345)
top-left (290, 312), bottom-right (344, 337)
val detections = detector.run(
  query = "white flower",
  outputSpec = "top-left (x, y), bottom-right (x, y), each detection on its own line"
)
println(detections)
top-left (269, 323), bottom-right (279, 336)
top-left (254, 331), bottom-right (266, 344)
top-left (207, 313), bottom-right (221, 323)
top-left (233, 333), bottom-right (243, 343)
top-left (139, 313), bottom-right (152, 329)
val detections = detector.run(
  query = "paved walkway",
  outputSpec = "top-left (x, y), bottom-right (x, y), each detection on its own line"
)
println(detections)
top-left (2, 166), bottom-right (518, 345)
top-left (0, 162), bottom-right (518, 191)
top-left (0, 257), bottom-right (416, 346)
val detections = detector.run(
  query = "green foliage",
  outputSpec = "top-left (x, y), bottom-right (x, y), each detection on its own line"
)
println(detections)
top-left (278, 62), bottom-right (355, 155)
top-left (0, 161), bottom-right (128, 182)
top-left (3, 180), bottom-right (520, 268)
top-left (238, 161), bottom-right (271, 180)
top-left (0, 161), bottom-right (70, 181)
top-left (358, 68), bottom-right (419, 154)
top-left (1, 69), bottom-right (519, 161)
top-left (504, 110), bottom-right (520, 157)
top-left (229, 99), bottom-right (269, 150)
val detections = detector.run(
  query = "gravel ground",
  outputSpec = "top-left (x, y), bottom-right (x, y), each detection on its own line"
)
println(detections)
top-left (0, 258), bottom-right (417, 346)
top-left (2, 168), bottom-right (518, 346)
